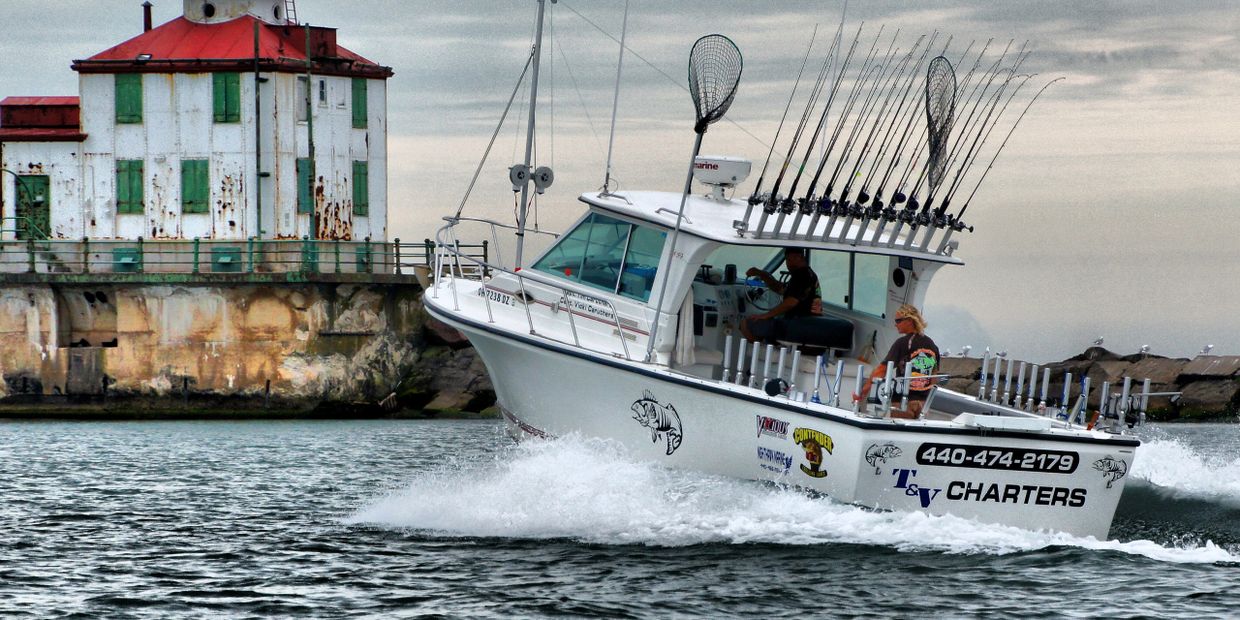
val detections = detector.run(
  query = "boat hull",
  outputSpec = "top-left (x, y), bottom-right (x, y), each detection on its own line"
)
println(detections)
top-left (429, 302), bottom-right (1136, 539)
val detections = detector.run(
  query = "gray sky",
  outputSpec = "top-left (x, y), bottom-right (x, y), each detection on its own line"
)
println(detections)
top-left (3, 1), bottom-right (1239, 363)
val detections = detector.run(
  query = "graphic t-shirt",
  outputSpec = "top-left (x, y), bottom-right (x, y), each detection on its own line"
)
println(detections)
top-left (882, 333), bottom-right (940, 400)
top-left (783, 267), bottom-right (821, 318)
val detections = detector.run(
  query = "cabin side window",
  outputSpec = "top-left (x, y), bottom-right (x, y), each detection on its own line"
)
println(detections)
top-left (810, 250), bottom-right (890, 318)
top-left (533, 213), bottom-right (666, 302)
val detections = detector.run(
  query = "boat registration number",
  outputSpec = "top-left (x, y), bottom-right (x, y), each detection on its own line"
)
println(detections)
top-left (916, 443), bottom-right (1078, 473)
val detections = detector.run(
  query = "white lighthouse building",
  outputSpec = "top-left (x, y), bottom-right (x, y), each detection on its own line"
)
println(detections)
top-left (1, 0), bottom-right (393, 243)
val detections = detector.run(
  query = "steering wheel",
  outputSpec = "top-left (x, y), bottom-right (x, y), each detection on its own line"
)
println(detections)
top-left (745, 283), bottom-right (781, 311)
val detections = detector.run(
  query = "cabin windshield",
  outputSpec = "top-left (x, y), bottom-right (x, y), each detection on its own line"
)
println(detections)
top-left (532, 212), bottom-right (667, 302)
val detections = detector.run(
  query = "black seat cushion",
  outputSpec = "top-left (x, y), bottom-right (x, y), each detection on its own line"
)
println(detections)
top-left (775, 315), bottom-right (854, 350)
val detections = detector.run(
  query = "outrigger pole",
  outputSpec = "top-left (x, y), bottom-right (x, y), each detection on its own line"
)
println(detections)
top-left (514, 0), bottom-right (551, 270)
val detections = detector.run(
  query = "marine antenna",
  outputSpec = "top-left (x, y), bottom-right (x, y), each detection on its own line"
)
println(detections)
top-left (645, 34), bottom-right (743, 364)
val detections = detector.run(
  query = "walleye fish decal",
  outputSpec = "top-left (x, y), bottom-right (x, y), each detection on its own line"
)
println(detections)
top-left (865, 443), bottom-right (903, 475)
top-left (1092, 456), bottom-right (1128, 489)
top-left (631, 391), bottom-right (683, 455)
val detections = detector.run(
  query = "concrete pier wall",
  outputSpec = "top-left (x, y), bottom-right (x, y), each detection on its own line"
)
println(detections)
top-left (0, 282), bottom-right (424, 408)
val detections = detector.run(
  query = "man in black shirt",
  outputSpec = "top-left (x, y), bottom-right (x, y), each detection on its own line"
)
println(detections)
top-left (855, 304), bottom-right (940, 419)
top-left (740, 248), bottom-right (821, 343)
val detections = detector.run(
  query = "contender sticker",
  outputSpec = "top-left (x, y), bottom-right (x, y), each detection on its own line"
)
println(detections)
top-left (916, 443), bottom-right (1078, 474)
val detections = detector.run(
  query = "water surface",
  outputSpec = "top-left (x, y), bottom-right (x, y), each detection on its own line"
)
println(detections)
top-left (2, 419), bottom-right (1237, 617)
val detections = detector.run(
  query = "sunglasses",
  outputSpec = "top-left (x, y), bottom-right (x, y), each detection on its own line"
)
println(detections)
top-left (894, 317), bottom-right (911, 325)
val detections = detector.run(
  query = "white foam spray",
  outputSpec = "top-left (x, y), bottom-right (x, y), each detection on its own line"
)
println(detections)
top-left (1130, 437), bottom-right (1240, 505)
top-left (347, 435), bottom-right (1237, 564)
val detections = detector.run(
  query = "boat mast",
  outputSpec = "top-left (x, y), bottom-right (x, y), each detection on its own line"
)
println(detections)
top-left (601, 0), bottom-right (629, 195)
top-left (514, 0), bottom-right (551, 269)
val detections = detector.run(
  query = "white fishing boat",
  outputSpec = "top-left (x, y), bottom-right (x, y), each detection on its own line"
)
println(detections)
top-left (424, 2), bottom-right (1152, 539)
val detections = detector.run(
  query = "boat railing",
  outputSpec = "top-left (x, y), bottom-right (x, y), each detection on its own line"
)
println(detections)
top-left (433, 216), bottom-right (637, 361)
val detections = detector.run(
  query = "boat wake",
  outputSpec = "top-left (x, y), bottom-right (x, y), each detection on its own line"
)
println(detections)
top-left (346, 435), bottom-right (1237, 564)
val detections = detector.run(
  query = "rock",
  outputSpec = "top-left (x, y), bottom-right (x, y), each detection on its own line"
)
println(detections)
top-left (1093, 361), bottom-right (1133, 384)
top-left (1125, 357), bottom-right (1188, 384)
top-left (1176, 380), bottom-right (1240, 417)
top-left (424, 316), bottom-right (470, 348)
top-left (423, 391), bottom-right (476, 413)
top-left (1067, 347), bottom-right (1123, 362)
top-left (1178, 356), bottom-right (1240, 380)
top-left (939, 357), bottom-right (981, 381)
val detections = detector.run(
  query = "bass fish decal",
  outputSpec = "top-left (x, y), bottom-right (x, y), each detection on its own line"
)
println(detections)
top-left (865, 443), bottom-right (903, 475)
top-left (1092, 456), bottom-right (1128, 489)
top-left (631, 391), bottom-right (683, 455)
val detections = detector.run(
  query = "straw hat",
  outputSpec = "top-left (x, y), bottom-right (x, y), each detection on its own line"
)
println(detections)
top-left (895, 304), bottom-right (927, 333)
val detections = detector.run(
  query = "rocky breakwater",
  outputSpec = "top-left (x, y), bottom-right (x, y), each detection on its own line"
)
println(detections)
top-left (938, 347), bottom-right (1240, 421)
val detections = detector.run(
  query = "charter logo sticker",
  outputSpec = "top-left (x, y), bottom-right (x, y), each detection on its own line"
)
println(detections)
top-left (757, 447), bottom-right (794, 474)
top-left (892, 468), bottom-right (941, 508)
top-left (1092, 456), bottom-right (1128, 488)
top-left (630, 391), bottom-right (683, 455)
top-left (756, 415), bottom-right (789, 440)
top-left (865, 443), bottom-right (902, 475)
top-left (793, 427), bottom-right (833, 478)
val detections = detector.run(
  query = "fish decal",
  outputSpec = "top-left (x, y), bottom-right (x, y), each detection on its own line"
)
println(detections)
top-left (630, 390), bottom-right (683, 455)
top-left (865, 443), bottom-right (903, 475)
top-left (1092, 456), bottom-right (1128, 488)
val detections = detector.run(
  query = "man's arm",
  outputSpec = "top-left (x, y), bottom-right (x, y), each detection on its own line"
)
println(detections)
top-left (745, 267), bottom-right (786, 295)
top-left (751, 295), bottom-right (799, 321)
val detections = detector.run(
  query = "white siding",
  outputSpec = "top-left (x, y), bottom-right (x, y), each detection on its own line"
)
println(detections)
top-left (15, 68), bottom-right (388, 243)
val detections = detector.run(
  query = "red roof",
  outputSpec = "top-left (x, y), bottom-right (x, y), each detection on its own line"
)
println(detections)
top-left (1, 97), bottom-right (80, 107)
top-left (73, 16), bottom-right (392, 79)
top-left (0, 97), bottom-right (86, 142)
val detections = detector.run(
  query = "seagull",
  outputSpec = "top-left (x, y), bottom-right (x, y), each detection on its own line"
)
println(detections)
top-left (1201, 344), bottom-right (1214, 355)
top-left (1092, 336), bottom-right (1104, 346)
top-left (1139, 345), bottom-right (1150, 354)
top-left (943, 348), bottom-right (952, 357)
top-left (961, 345), bottom-right (972, 357)
top-left (997, 350), bottom-right (1008, 358)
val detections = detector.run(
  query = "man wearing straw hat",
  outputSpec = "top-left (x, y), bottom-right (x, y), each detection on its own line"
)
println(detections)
top-left (855, 304), bottom-right (940, 419)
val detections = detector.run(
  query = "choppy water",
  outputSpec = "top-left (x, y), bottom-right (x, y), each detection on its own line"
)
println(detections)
top-left (2, 419), bottom-right (1238, 618)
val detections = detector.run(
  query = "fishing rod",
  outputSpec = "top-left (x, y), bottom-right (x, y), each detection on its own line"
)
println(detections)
top-left (774, 23), bottom-right (849, 238)
top-left (808, 29), bottom-right (891, 240)
top-left (755, 29), bottom-right (840, 235)
top-left (899, 44), bottom-right (1012, 241)
top-left (742, 25), bottom-right (819, 233)
top-left (845, 35), bottom-right (934, 244)
top-left (860, 33), bottom-right (937, 200)
top-left (864, 36), bottom-right (953, 246)
top-left (908, 53), bottom-right (1033, 252)
top-left (835, 39), bottom-right (922, 243)
top-left (939, 71), bottom-right (1036, 215)
top-left (937, 76), bottom-right (1066, 250)
top-left (796, 23), bottom-right (866, 238)
top-left (821, 32), bottom-right (904, 241)
top-left (886, 40), bottom-right (981, 248)
top-left (928, 52), bottom-right (1031, 226)
top-left (793, 30), bottom-right (902, 240)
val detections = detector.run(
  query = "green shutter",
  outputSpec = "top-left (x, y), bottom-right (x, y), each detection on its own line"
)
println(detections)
top-left (352, 160), bottom-right (369, 216)
top-left (214, 73), bottom-right (241, 123)
top-left (297, 158), bottom-right (312, 214)
top-left (181, 159), bottom-right (209, 214)
top-left (117, 160), bottom-right (144, 214)
top-left (116, 74), bottom-right (142, 124)
top-left (352, 78), bottom-right (368, 129)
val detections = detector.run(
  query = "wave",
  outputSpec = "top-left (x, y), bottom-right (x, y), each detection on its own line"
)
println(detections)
top-left (346, 435), bottom-right (1237, 564)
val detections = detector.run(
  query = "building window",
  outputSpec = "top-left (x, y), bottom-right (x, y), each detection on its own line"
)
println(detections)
top-left (181, 159), bottom-right (209, 214)
top-left (352, 78), bottom-right (368, 128)
top-left (116, 160), bottom-right (144, 214)
top-left (115, 74), bottom-right (143, 124)
top-left (352, 160), bottom-right (369, 216)
top-left (213, 72), bottom-right (241, 123)
top-left (296, 77), bottom-right (309, 122)
top-left (297, 158), bottom-right (313, 214)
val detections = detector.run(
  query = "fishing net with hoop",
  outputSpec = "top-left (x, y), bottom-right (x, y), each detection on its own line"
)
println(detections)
top-left (925, 55), bottom-right (957, 195)
top-left (688, 34), bottom-right (743, 134)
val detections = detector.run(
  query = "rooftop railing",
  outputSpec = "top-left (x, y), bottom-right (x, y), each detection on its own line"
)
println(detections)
top-left (0, 236), bottom-right (488, 280)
